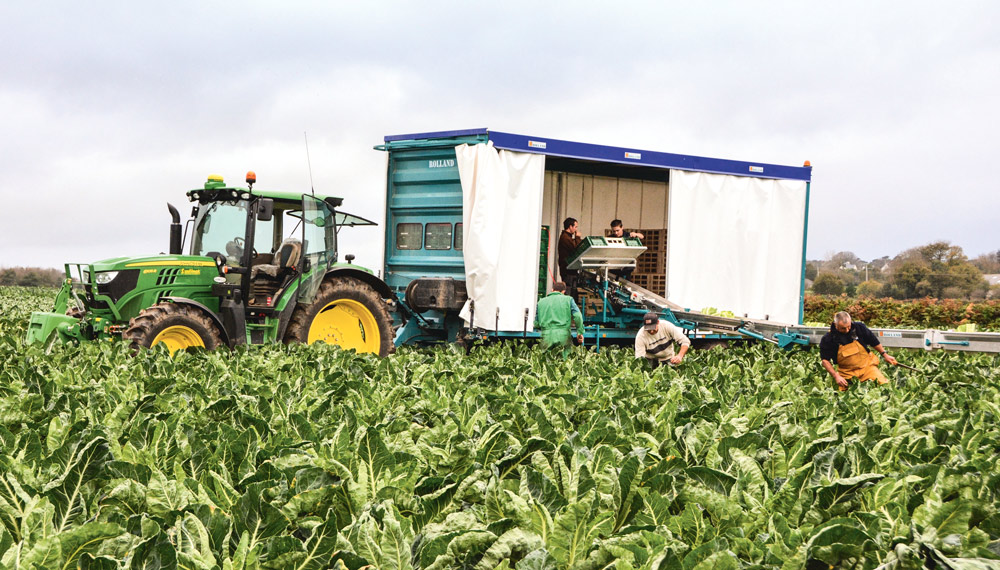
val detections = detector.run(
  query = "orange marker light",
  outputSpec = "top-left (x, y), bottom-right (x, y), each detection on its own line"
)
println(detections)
top-left (803, 160), bottom-right (811, 167)
top-left (246, 171), bottom-right (256, 184)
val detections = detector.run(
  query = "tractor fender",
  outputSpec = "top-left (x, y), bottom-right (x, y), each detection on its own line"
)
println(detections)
top-left (161, 296), bottom-right (232, 347)
top-left (322, 267), bottom-right (397, 301)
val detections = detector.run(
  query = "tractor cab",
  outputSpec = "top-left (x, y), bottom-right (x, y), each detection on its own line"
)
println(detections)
top-left (185, 173), bottom-right (379, 345)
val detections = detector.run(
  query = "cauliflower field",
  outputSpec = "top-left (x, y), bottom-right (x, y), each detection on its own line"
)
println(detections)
top-left (1, 286), bottom-right (999, 569)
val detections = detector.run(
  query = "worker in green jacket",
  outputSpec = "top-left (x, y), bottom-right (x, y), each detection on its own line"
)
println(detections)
top-left (534, 281), bottom-right (585, 358)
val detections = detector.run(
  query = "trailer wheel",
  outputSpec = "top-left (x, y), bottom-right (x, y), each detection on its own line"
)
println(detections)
top-left (284, 277), bottom-right (394, 357)
top-left (124, 302), bottom-right (224, 354)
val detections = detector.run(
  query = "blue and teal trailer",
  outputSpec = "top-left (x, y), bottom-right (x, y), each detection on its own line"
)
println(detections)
top-left (377, 128), bottom-right (814, 348)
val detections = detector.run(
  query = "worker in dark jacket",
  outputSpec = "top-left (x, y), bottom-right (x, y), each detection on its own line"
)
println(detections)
top-left (610, 219), bottom-right (643, 280)
top-left (820, 311), bottom-right (897, 391)
top-left (535, 281), bottom-right (584, 358)
top-left (557, 217), bottom-right (582, 297)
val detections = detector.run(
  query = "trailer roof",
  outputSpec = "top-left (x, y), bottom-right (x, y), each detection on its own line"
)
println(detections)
top-left (383, 128), bottom-right (812, 182)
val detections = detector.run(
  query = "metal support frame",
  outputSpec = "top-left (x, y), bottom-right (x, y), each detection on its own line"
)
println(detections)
top-left (618, 277), bottom-right (1000, 354)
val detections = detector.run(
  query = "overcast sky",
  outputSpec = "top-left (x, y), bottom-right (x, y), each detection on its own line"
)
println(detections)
top-left (1, 1), bottom-right (997, 272)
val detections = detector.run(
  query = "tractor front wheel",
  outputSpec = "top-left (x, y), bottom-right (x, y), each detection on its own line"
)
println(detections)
top-left (124, 302), bottom-right (224, 354)
top-left (284, 277), bottom-right (394, 357)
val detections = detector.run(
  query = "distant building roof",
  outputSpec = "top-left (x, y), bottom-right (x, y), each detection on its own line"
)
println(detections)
top-left (984, 274), bottom-right (1000, 286)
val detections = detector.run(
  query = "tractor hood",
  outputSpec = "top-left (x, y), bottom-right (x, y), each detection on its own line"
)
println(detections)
top-left (86, 255), bottom-right (218, 274)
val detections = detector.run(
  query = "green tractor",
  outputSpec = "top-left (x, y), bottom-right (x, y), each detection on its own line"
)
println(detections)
top-left (26, 172), bottom-right (396, 356)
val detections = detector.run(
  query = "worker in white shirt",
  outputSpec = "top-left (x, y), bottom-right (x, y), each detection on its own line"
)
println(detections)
top-left (635, 312), bottom-right (691, 369)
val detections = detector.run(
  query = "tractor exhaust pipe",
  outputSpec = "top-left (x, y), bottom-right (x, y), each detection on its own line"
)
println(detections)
top-left (167, 203), bottom-right (182, 255)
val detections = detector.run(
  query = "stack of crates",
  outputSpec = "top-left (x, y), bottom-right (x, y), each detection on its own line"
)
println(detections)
top-left (538, 225), bottom-right (549, 297)
top-left (581, 292), bottom-right (605, 317)
top-left (606, 228), bottom-right (667, 296)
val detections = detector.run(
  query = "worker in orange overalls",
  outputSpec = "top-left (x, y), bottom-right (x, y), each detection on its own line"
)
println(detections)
top-left (820, 311), bottom-right (898, 391)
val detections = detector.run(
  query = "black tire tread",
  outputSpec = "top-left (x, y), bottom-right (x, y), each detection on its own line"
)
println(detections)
top-left (123, 302), bottom-right (224, 351)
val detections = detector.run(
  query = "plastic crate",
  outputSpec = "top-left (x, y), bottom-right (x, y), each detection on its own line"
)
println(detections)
top-left (631, 274), bottom-right (666, 296)
top-left (634, 251), bottom-right (666, 275)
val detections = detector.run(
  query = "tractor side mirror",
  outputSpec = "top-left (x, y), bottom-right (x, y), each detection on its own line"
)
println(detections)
top-left (256, 198), bottom-right (274, 222)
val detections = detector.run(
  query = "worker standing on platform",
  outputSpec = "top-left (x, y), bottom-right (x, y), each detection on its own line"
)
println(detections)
top-left (535, 281), bottom-right (585, 358)
top-left (558, 217), bottom-right (583, 297)
top-left (820, 311), bottom-right (898, 391)
top-left (610, 219), bottom-right (644, 280)
top-left (610, 219), bottom-right (644, 240)
top-left (635, 312), bottom-right (690, 369)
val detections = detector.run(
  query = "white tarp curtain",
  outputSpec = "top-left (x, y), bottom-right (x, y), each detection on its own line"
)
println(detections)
top-left (455, 143), bottom-right (546, 331)
top-left (666, 169), bottom-right (807, 324)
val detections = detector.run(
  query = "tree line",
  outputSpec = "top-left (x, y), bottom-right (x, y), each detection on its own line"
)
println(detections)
top-left (808, 242), bottom-right (1000, 299)
top-left (0, 267), bottom-right (65, 288)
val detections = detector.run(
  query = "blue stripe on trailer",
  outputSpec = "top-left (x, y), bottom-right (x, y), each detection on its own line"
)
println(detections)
top-left (382, 128), bottom-right (811, 182)
top-left (487, 131), bottom-right (812, 182)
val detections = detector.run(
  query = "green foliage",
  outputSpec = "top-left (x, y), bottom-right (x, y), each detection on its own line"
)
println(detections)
top-left (701, 307), bottom-right (736, 318)
top-left (2, 287), bottom-right (1000, 568)
top-left (886, 242), bottom-right (987, 299)
top-left (805, 294), bottom-right (1000, 331)
top-left (971, 250), bottom-right (1000, 274)
top-left (814, 243), bottom-right (990, 301)
top-left (805, 262), bottom-right (818, 282)
top-left (811, 272), bottom-right (845, 295)
top-left (856, 280), bottom-right (883, 297)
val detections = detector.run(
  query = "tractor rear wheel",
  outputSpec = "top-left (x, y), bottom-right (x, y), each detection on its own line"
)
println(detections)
top-left (284, 277), bottom-right (394, 357)
top-left (124, 302), bottom-right (224, 355)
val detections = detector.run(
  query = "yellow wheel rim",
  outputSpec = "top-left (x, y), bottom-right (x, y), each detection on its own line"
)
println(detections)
top-left (151, 325), bottom-right (205, 355)
top-left (307, 299), bottom-right (381, 353)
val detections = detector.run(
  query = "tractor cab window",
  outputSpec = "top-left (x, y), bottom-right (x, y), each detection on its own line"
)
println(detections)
top-left (297, 195), bottom-right (338, 304)
top-left (253, 214), bottom-right (276, 255)
top-left (191, 200), bottom-right (251, 266)
top-left (280, 209), bottom-right (303, 244)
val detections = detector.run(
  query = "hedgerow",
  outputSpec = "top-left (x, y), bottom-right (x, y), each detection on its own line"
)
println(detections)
top-left (805, 294), bottom-right (1000, 331)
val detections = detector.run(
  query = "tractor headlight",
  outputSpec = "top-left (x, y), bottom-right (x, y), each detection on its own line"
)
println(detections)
top-left (94, 271), bottom-right (119, 285)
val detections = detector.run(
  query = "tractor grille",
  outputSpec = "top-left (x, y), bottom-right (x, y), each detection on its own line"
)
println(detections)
top-left (155, 268), bottom-right (183, 286)
top-left (96, 270), bottom-right (140, 303)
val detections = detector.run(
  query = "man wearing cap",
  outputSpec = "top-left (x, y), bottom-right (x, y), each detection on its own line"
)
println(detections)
top-left (535, 281), bottom-right (585, 359)
top-left (820, 311), bottom-right (897, 391)
top-left (635, 312), bottom-right (691, 368)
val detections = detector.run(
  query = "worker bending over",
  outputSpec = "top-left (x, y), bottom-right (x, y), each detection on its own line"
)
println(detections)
top-left (820, 311), bottom-right (898, 391)
top-left (635, 312), bottom-right (690, 368)
top-left (535, 281), bottom-right (585, 358)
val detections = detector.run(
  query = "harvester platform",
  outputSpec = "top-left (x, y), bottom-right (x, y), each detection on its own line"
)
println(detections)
top-left (618, 278), bottom-right (1000, 354)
